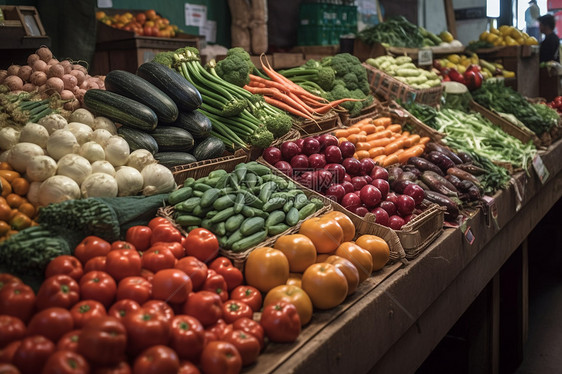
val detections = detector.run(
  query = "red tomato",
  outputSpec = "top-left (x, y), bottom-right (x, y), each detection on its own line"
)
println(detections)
top-left (105, 249), bottom-right (142, 281)
top-left (70, 300), bottom-right (107, 328)
top-left (151, 241), bottom-right (185, 260)
top-left (77, 316), bottom-right (127, 366)
top-left (142, 300), bottom-right (175, 323)
top-left (56, 330), bottom-right (81, 352)
top-left (0, 283), bottom-right (35, 323)
top-left (222, 329), bottom-right (260, 366)
top-left (222, 300), bottom-right (253, 324)
top-left (26, 307), bottom-right (73, 342)
top-left (74, 236), bottom-right (112, 265)
top-left (169, 315), bottom-right (205, 361)
top-left (91, 361), bottom-right (131, 374)
top-left (232, 317), bottom-right (265, 350)
top-left (182, 291), bottom-right (222, 327)
top-left (116, 276), bottom-right (152, 304)
top-left (199, 341), bottom-right (242, 374)
top-left (260, 301), bottom-right (301, 343)
top-left (140, 268), bottom-right (154, 282)
top-left (84, 256), bottom-right (107, 272)
top-left (42, 350), bottom-right (90, 374)
top-left (79, 271), bottom-right (117, 308)
top-left (110, 241), bottom-right (136, 251)
top-left (0, 316), bottom-right (25, 349)
top-left (178, 360), bottom-right (201, 374)
top-left (230, 286), bottom-right (262, 313)
top-left (36, 274), bottom-right (79, 310)
top-left (133, 345), bottom-right (179, 374)
top-left (122, 307), bottom-right (170, 355)
top-left (0, 363), bottom-right (19, 374)
top-left (45, 255), bottom-right (83, 281)
top-left (12, 335), bottom-right (55, 374)
top-left (148, 217), bottom-right (172, 230)
top-left (0, 274), bottom-right (21, 290)
top-left (204, 330), bottom-right (218, 344)
top-left (0, 341), bottom-right (21, 363)
top-left (183, 228), bottom-right (219, 263)
top-left (151, 269), bottom-right (192, 304)
top-left (108, 299), bottom-right (141, 320)
top-left (142, 247), bottom-right (176, 273)
top-left (175, 256), bottom-right (208, 290)
top-left (205, 319), bottom-right (233, 341)
top-left (126, 226), bottom-right (152, 252)
top-left (202, 270), bottom-right (228, 302)
top-left (209, 257), bottom-right (243, 291)
top-left (150, 225), bottom-right (182, 245)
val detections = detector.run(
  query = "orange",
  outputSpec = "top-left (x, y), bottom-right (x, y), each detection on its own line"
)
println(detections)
top-left (264, 285), bottom-right (313, 325)
top-left (244, 247), bottom-right (289, 293)
top-left (18, 203), bottom-right (36, 219)
top-left (286, 273), bottom-right (303, 288)
top-left (315, 252), bottom-right (335, 263)
top-left (322, 211), bottom-right (356, 242)
top-left (324, 255), bottom-right (360, 296)
top-left (0, 203), bottom-right (11, 221)
top-left (274, 234), bottom-right (317, 273)
top-left (9, 211), bottom-right (31, 230)
top-left (299, 217), bottom-right (344, 254)
top-left (0, 221), bottom-right (9, 236)
top-left (334, 242), bottom-right (373, 282)
top-left (355, 235), bottom-right (390, 271)
top-left (0, 176), bottom-right (11, 197)
top-left (0, 162), bottom-right (13, 171)
top-left (301, 263), bottom-right (348, 310)
top-left (6, 194), bottom-right (24, 209)
top-left (11, 178), bottom-right (30, 196)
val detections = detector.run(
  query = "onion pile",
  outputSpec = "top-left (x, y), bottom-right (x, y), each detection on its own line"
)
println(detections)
top-left (0, 47), bottom-right (106, 111)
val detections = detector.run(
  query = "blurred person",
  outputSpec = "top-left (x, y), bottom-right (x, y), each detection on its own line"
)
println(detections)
top-left (525, 0), bottom-right (540, 40)
top-left (538, 14), bottom-right (560, 62)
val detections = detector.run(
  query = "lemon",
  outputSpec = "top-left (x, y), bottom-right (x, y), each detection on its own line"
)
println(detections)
top-left (490, 27), bottom-right (500, 35)
top-left (499, 25), bottom-right (511, 35)
top-left (505, 36), bottom-right (518, 46)
top-left (448, 54), bottom-right (461, 64)
top-left (510, 28), bottom-right (522, 40)
top-left (487, 33), bottom-right (499, 43)
top-left (516, 37), bottom-right (525, 45)
top-left (525, 37), bottom-right (539, 45)
top-left (457, 65), bottom-right (467, 74)
top-left (440, 31), bottom-right (454, 43)
top-left (480, 31), bottom-right (490, 41)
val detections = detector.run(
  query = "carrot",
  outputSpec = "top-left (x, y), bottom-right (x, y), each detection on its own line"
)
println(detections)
top-left (367, 137), bottom-right (394, 148)
top-left (353, 118), bottom-right (373, 127)
top-left (355, 150), bottom-right (370, 160)
top-left (387, 148), bottom-right (404, 160)
top-left (355, 142), bottom-right (372, 151)
top-left (403, 134), bottom-right (421, 148)
top-left (366, 129), bottom-right (392, 141)
top-left (387, 124), bottom-right (402, 133)
top-left (419, 136), bottom-right (431, 145)
top-left (375, 126), bottom-right (386, 132)
top-left (401, 131), bottom-right (410, 137)
top-left (373, 117), bottom-right (391, 127)
top-left (263, 96), bottom-right (315, 120)
top-left (397, 144), bottom-right (425, 164)
top-left (334, 129), bottom-right (349, 138)
top-left (383, 138), bottom-right (405, 155)
top-left (311, 97), bottom-right (365, 115)
top-left (288, 91), bottom-right (319, 114)
top-left (338, 137), bottom-right (349, 144)
top-left (0, 170), bottom-right (21, 183)
top-left (368, 147), bottom-right (386, 158)
top-left (382, 154), bottom-right (400, 167)
top-left (346, 127), bottom-right (361, 135)
top-left (373, 155), bottom-right (387, 165)
top-left (359, 124), bottom-right (377, 134)
top-left (347, 133), bottom-right (366, 144)
top-left (358, 130), bottom-right (367, 136)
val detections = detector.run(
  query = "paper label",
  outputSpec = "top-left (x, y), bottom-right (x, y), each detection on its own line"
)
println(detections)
top-left (532, 154), bottom-right (549, 184)
top-left (185, 4), bottom-right (207, 27)
top-left (97, 0), bottom-right (112, 8)
top-left (418, 49), bottom-right (433, 66)
top-left (200, 20), bottom-right (216, 43)
top-left (481, 195), bottom-right (499, 229)
top-left (464, 226), bottom-right (475, 245)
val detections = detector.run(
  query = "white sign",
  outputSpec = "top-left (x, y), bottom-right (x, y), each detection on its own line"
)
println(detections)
top-left (532, 154), bottom-right (549, 184)
top-left (417, 48), bottom-right (433, 66)
top-left (185, 3), bottom-right (207, 27)
top-left (200, 20), bottom-right (217, 43)
top-left (97, 0), bottom-right (112, 8)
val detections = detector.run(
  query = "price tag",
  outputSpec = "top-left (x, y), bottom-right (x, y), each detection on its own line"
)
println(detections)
top-left (417, 48), bottom-right (433, 66)
top-left (481, 195), bottom-right (499, 229)
top-left (464, 226), bottom-right (475, 245)
top-left (532, 154), bottom-right (549, 184)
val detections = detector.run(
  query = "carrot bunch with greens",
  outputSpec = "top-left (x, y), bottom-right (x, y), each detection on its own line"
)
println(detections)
top-left (333, 116), bottom-right (430, 167)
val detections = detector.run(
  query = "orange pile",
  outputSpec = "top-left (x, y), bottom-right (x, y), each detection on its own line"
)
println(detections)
top-left (0, 162), bottom-right (36, 241)
top-left (96, 9), bottom-right (180, 38)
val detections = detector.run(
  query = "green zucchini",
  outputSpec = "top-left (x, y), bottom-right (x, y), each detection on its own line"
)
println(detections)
top-left (168, 186), bottom-right (193, 205)
top-left (104, 70), bottom-right (178, 124)
top-left (84, 89), bottom-right (158, 132)
top-left (153, 152), bottom-right (196, 169)
top-left (117, 127), bottom-right (158, 154)
top-left (173, 110), bottom-right (212, 139)
top-left (193, 136), bottom-right (226, 161)
top-left (231, 230), bottom-right (268, 252)
top-left (150, 127), bottom-right (194, 152)
top-left (137, 61), bottom-right (202, 112)
top-left (240, 217), bottom-right (265, 236)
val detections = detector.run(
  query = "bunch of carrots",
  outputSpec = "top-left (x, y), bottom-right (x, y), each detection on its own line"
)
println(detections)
top-left (334, 117), bottom-right (430, 167)
top-left (243, 56), bottom-right (362, 121)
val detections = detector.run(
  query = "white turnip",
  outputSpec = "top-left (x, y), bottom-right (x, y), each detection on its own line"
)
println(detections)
top-left (47, 58), bottom-right (59, 66)
top-left (0, 70), bottom-right (7, 84)
top-left (47, 64), bottom-right (64, 79)
top-left (32, 59), bottom-right (48, 73)
top-left (4, 76), bottom-right (23, 91)
top-left (62, 74), bottom-right (77, 90)
top-left (17, 65), bottom-right (33, 82)
top-left (69, 70), bottom-right (85, 85)
top-left (59, 60), bottom-right (72, 74)
top-left (22, 83), bottom-right (36, 92)
top-left (27, 53), bottom-right (40, 66)
top-left (30, 71), bottom-right (47, 86)
top-left (46, 77), bottom-right (64, 93)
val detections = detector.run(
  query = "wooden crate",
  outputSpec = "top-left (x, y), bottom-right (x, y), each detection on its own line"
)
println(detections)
top-left (170, 149), bottom-right (248, 186)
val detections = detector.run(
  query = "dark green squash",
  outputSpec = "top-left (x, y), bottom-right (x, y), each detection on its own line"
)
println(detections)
top-left (117, 127), bottom-right (159, 154)
top-left (154, 152), bottom-right (197, 169)
top-left (193, 136), bottom-right (226, 161)
top-left (150, 126), bottom-right (195, 152)
top-left (172, 110), bottom-right (212, 140)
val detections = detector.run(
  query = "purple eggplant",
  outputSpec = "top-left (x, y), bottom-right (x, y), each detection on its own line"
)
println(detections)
top-left (456, 163), bottom-right (487, 176)
top-left (427, 151), bottom-right (456, 173)
top-left (401, 164), bottom-right (422, 178)
top-left (408, 156), bottom-right (444, 176)
top-left (424, 190), bottom-right (460, 219)
top-left (457, 151), bottom-right (473, 164)
top-left (421, 171), bottom-right (458, 197)
top-left (387, 166), bottom-right (403, 186)
top-left (392, 179), bottom-right (416, 194)
top-left (425, 143), bottom-right (464, 164)
top-left (447, 167), bottom-right (482, 186)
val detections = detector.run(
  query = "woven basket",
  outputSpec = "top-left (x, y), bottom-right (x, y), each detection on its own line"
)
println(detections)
top-left (171, 149), bottom-right (248, 186)
top-left (398, 204), bottom-right (445, 259)
top-left (292, 110), bottom-right (344, 136)
top-left (363, 63), bottom-right (444, 108)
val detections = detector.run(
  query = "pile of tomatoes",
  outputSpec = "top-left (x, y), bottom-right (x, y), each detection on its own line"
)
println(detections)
top-left (95, 9), bottom-right (180, 38)
top-left (546, 96), bottom-right (562, 115)
top-left (0, 217), bottom-right (302, 374)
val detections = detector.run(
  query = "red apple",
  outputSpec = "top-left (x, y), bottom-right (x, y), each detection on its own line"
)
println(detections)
top-left (351, 176), bottom-right (368, 191)
top-left (342, 158), bottom-right (362, 176)
top-left (379, 200), bottom-right (397, 216)
top-left (339, 141), bottom-right (356, 158)
top-left (342, 192), bottom-right (361, 210)
top-left (371, 207), bottom-right (390, 226)
top-left (389, 215), bottom-right (405, 230)
top-left (343, 174), bottom-right (352, 183)
top-left (308, 153), bottom-right (326, 169)
top-left (360, 158), bottom-right (376, 176)
top-left (281, 141), bottom-right (300, 161)
top-left (370, 179), bottom-right (390, 200)
top-left (290, 154), bottom-right (309, 169)
top-left (353, 206), bottom-right (369, 217)
top-left (262, 147), bottom-right (282, 165)
top-left (403, 184), bottom-right (425, 205)
top-left (359, 184), bottom-right (382, 208)
top-left (317, 134), bottom-right (339, 150)
top-left (325, 184), bottom-right (346, 203)
top-left (315, 170), bottom-right (333, 191)
top-left (302, 137), bottom-right (321, 156)
top-left (396, 195), bottom-right (416, 216)
top-left (386, 192), bottom-right (398, 205)
top-left (324, 163), bottom-right (346, 183)
top-left (342, 181), bottom-right (354, 194)
top-left (274, 161), bottom-right (293, 177)
top-left (324, 145), bottom-right (343, 164)
top-left (370, 166), bottom-right (389, 181)
top-left (294, 138), bottom-right (305, 151)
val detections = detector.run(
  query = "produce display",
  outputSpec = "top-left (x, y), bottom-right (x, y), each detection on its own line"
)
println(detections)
top-left (476, 25), bottom-right (538, 47)
top-left (365, 56), bottom-right (442, 89)
top-left (357, 16), bottom-right (462, 49)
top-left (546, 96), bottom-right (562, 115)
top-left (167, 161), bottom-right (324, 252)
top-left (95, 9), bottom-right (181, 38)
top-left (434, 54), bottom-right (515, 80)
top-left (0, 163), bottom-right (36, 239)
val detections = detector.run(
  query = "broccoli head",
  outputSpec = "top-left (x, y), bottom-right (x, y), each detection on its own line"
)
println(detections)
top-left (214, 47), bottom-right (255, 87)
top-left (265, 113), bottom-right (292, 137)
top-left (324, 53), bottom-right (362, 77)
top-left (249, 126), bottom-right (274, 148)
top-left (152, 51), bottom-right (175, 68)
top-left (304, 59), bottom-right (322, 69)
top-left (342, 72), bottom-right (359, 90)
top-left (175, 47), bottom-right (200, 61)
top-left (317, 67), bottom-right (335, 91)
top-left (226, 47), bottom-right (254, 72)
top-left (330, 82), bottom-right (352, 100)
top-left (221, 98), bottom-right (248, 117)
top-left (361, 95), bottom-right (375, 109)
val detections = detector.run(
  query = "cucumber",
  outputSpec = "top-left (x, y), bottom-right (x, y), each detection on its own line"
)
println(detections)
top-left (192, 205), bottom-right (212, 217)
top-left (240, 217), bottom-right (265, 236)
top-left (265, 211), bottom-right (285, 228)
top-left (183, 178), bottom-right (196, 187)
top-left (215, 174), bottom-right (230, 189)
top-left (104, 69), bottom-right (179, 123)
top-left (298, 203), bottom-right (317, 220)
top-left (175, 214), bottom-right (202, 226)
top-left (175, 196), bottom-right (200, 212)
top-left (231, 230), bottom-right (268, 252)
top-left (209, 207), bottom-right (235, 223)
top-left (228, 173), bottom-right (240, 190)
top-left (186, 225), bottom-right (199, 233)
top-left (200, 188), bottom-right (221, 208)
top-left (241, 206), bottom-right (255, 218)
top-left (193, 136), bottom-right (226, 161)
top-left (259, 181), bottom-right (277, 203)
top-left (208, 170), bottom-right (228, 179)
top-left (193, 183), bottom-right (212, 192)
top-left (283, 200), bottom-right (294, 213)
top-left (214, 222), bottom-right (226, 237)
top-left (218, 235), bottom-right (229, 249)
top-left (153, 152), bottom-right (196, 169)
top-left (117, 127), bottom-right (158, 154)
top-left (285, 207), bottom-right (300, 226)
top-left (192, 190), bottom-right (204, 197)
top-left (206, 210), bottom-right (219, 218)
top-left (168, 186), bottom-right (193, 205)
top-left (225, 214), bottom-right (245, 233)
top-left (233, 193), bottom-right (245, 213)
top-left (226, 229), bottom-right (244, 248)
top-left (310, 198), bottom-right (325, 209)
top-left (294, 194), bottom-right (310, 210)
top-left (233, 167), bottom-right (247, 182)
top-left (268, 223), bottom-right (290, 235)
top-left (201, 218), bottom-right (213, 230)
top-left (84, 89), bottom-right (158, 132)
top-left (243, 172), bottom-right (258, 189)
top-left (213, 194), bottom-right (237, 210)
top-left (172, 110), bottom-right (212, 140)
top-left (150, 126), bottom-right (195, 152)
top-left (245, 162), bottom-right (271, 176)
top-left (137, 61), bottom-right (202, 112)
top-left (263, 197), bottom-right (286, 212)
